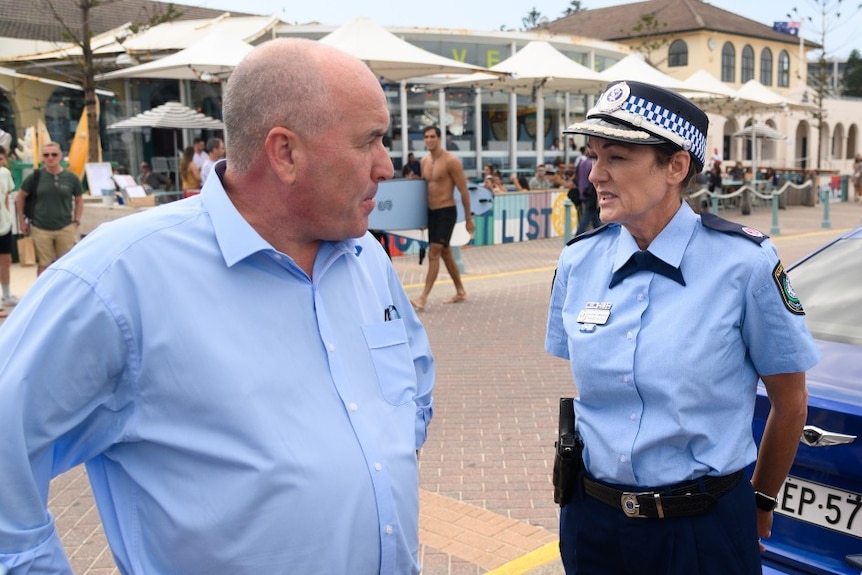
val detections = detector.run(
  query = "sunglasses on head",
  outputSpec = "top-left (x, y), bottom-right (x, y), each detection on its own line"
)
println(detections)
top-left (43, 152), bottom-right (60, 157)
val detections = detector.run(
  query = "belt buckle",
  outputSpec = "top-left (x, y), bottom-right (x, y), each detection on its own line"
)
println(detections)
top-left (621, 491), bottom-right (661, 518)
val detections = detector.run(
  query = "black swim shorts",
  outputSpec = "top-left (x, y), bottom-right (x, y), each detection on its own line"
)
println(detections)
top-left (427, 206), bottom-right (457, 246)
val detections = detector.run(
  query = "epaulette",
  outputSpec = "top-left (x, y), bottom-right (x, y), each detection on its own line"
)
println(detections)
top-left (566, 223), bottom-right (613, 246)
top-left (700, 212), bottom-right (768, 245)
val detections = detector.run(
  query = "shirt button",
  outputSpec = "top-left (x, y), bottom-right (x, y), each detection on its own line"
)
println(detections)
top-left (626, 331), bottom-right (634, 340)
top-left (327, 343), bottom-right (336, 352)
top-left (622, 375), bottom-right (630, 383)
top-left (630, 413), bottom-right (637, 421)
top-left (619, 455), bottom-right (627, 463)
top-left (349, 403), bottom-right (358, 412)
top-left (385, 525), bottom-right (393, 535)
top-left (636, 293), bottom-right (645, 302)
top-left (374, 463), bottom-right (383, 471)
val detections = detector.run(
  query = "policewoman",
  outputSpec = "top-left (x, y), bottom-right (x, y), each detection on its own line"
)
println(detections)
top-left (545, 80), bottom-right (820, 574)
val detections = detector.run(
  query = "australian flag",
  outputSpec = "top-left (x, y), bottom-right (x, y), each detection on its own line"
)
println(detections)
top-left (773, 21), bottom-right (800, 36)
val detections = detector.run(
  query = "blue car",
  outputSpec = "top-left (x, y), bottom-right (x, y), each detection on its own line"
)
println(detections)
top-left (753, 226), bottom-right (862, 574)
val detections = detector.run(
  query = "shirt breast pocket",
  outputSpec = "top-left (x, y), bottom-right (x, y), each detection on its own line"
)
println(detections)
top-left (361, 320), bottom-right (417, 406)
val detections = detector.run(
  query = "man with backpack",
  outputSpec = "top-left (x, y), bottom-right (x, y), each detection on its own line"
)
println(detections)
top-left (16, 142), bottom-right (84, 276)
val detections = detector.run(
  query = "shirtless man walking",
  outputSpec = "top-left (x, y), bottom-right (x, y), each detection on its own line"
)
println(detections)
top-left (411, 126), bottom-right (475, 311)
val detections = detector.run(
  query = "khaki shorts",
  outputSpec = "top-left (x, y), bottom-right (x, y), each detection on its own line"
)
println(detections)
top-left (31, 224), bottom-right (79, 267)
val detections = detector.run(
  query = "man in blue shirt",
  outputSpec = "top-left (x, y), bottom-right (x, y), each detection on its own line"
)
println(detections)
top-left (546, 81), bottom-right (819, 574)
top-left (0, 38), bottom-right (434, 575)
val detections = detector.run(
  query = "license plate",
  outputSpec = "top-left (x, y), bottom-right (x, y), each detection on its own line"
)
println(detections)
top-left (776, 475), bottom-right (862, 539)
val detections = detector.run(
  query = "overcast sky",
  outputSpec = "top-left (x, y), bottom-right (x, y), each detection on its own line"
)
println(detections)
top-left (171, 0), bottom-right (862, 59)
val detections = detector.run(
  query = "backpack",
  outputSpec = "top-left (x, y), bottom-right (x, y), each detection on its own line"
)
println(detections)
top-left (23, 168), bottom-right (40, 221)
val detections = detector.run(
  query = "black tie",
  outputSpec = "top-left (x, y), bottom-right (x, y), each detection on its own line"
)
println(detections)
top-left (608, 250), bottom-right (686, 289)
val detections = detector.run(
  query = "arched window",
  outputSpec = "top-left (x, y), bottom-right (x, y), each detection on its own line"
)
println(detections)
top-left (741, 45), bottom-right (755, 82)
top-left (721, 43), bottom-right (736, 82)
top-left (668, 39), bottom-right (688, 67)
top-left (778, 50), bottom-right (790, 87)
top-left (760, 48), bottom-right (773, 86)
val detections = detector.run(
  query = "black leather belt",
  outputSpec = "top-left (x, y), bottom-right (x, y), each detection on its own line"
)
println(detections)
top-left (583, 470), bottom-right (743, 519)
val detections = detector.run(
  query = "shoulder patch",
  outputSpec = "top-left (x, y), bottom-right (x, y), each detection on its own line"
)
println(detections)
top-left (700, 212), bottom-right (768, 245)
top-left (772, 262), bottom-right (805, 315)
top-left (566, 223), bottom-right (613, 246)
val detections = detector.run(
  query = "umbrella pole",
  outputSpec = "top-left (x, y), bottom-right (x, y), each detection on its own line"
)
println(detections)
top-left (536, 87), bottom-right (544, 169)
top-left (174, 130), bottom-right (181, 193)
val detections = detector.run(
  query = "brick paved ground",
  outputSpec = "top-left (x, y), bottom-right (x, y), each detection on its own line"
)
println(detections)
top-left (6, 201), bottom-right (862, 574)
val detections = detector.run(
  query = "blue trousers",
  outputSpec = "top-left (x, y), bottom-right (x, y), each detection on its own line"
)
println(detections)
top-left (559, 473), bottom-right (762, 574)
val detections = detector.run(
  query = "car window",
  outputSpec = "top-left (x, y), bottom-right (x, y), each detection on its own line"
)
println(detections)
top-left (787, 237), bottom-right (862, 346)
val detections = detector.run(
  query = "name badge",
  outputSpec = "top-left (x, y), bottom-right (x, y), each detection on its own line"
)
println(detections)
top-left (576, 302), bottom-right (612, 326)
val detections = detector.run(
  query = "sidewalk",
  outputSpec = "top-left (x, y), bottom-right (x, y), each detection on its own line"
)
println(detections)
top-left (5, 201), bottom-right (862, 575)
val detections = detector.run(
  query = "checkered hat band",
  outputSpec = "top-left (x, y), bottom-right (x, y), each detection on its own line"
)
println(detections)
top-left (613, 95), bottom-right (706, 168)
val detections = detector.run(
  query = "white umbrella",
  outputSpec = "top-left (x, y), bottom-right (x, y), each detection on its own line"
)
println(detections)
top-left (732, 123), bottom-right (787, 202)
top-left (684, 69), bottom-right (738, 98)
top-left (96, 33), bottom-right (253, 81)
top-left (732, 123), bottom-right (786, 140)
top-left (0, 66), bottom-right (113, 95)
top-left (107, 102), bottom-right (224, 130)
top-left (735, 79), bottom-right (799, 108)
top-left (439, 41), bottom-right (606, 166)
top-left (108, 102), bottom-right (224, 191)
top-left (598, 53), bottom-right (696, 93)
top-left (442, 41), bottom-right (605, 94)
top-left (319, 17), bottom-right (487, 81)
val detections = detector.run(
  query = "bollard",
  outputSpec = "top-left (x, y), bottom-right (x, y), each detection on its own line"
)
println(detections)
top-left (740, 188), bottom-right (751, 215)
top-left (564, 199), bottom-right (573, 243)
top-left (770, 191), bottom-right (781, 235)
top-left (711, 193), bottom-right (719, 214)
top-left (821, 189), bottom-right (832, 229)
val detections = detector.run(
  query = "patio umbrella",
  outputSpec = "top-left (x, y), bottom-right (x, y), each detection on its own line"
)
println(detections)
top-left (107, 101), bottom-right (224, 130)
top-left (319, 17), bottom-right (487, 81)
top-left (108, 101), bottom-right (224, 191)
top-left (681, 69), bottom-right (739, 110)
top-left (438, 41), bottom-right (606, 166)
top-left (597, 53), bottom-right (697, 93)
top-left (733, 123), bottom-right (787, 141)
top-left (733, 123), bottom-right (786, 196)
top-left (1, 66), bottom-right (114, 95)
top-left (96, 33), bottom-right (253, 81)
top-left (440, 41), bottom-right (605, 95)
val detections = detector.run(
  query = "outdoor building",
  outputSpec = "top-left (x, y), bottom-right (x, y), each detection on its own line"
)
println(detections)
top-left (0, 0), bottom-right (242, 163)
top-left (1, 0), bottom-right (861, 181)
top-left (548, 0), bottom-right (858, 176)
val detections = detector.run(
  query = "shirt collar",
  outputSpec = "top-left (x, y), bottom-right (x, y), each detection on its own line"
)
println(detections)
top-left (612, 201), bottom-right (697, 272)
top-left (200, 160), bottom-right (362, 268)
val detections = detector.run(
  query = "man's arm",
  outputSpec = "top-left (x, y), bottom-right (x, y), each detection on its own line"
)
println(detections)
top-left (73, 194), bottom-right (84, 225)
top-left (751, 372), bottom-right (808, 544)
top-left (510, 173), bottom-right (527, 191)
top-left (0, 271), bottom-right (129, 573)
top-left (16, 174), bottom-right (31, 233)
top-left (448, 156), bottom-right (474, 233)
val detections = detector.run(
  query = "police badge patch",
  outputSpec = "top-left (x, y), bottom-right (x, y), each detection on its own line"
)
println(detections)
top-left (772, 262), bottom-right (805, 315)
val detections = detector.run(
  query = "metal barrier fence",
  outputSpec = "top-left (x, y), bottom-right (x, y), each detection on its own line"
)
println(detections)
top-left (688, 178), bottom-right (837, 235)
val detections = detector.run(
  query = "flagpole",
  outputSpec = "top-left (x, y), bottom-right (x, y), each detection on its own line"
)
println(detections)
top-left (798, 20), bottom-right (804, 82)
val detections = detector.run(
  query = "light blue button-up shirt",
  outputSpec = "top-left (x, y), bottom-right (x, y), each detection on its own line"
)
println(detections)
top-left (546, 202), bottom-right (819, 487)
top-left (0, 167), bottom-right (434, 575)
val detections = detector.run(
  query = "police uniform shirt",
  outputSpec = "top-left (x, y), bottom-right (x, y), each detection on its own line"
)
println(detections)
top-left (545, 201), bottom-right (820, 488)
